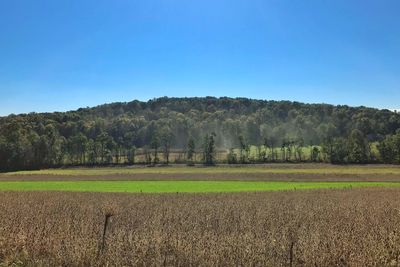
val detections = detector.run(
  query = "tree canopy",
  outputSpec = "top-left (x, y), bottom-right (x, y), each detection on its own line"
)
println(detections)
top-left (1, 97), bottom-right (399, 170)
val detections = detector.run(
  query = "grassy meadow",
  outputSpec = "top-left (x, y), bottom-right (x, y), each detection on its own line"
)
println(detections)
top-left (1, 180), bottom-right (400, 193)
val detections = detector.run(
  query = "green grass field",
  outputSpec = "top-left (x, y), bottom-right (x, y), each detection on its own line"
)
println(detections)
top-left (0, 181), bottom-right (400, 193)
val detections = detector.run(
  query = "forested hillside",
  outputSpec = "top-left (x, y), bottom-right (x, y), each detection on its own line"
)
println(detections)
top-left (1, 97), bottom-right (400, 170)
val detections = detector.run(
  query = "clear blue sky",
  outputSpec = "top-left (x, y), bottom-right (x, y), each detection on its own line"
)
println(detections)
top-left (1, 0), bottom-right (399, 115)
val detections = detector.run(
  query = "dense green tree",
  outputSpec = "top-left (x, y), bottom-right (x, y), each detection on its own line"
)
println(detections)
top-left (322, 137), bottom-right (347, 164)
top-left (68, 133), bottom-right (88, 164)
top-left (256, 145), bottom-right (266, 162)
top-left (160, 129), bottom-right (174, 165)
top-left (311, 146), bottom-right (320, 162)
top-left (295, 138), bottom-right (304, 161)
top-left (127, 146), bottom-right (136, 165)
top-left (227, 148), bottom-right (238, 164)
top-left (263, 136), bottom-right (277, 162)
top-left (186, 137), bottom-right (195, 165)
top-left (1, 97), bottom-right (400, 170)
top-left (150, 134), bottom-right (160, 165)
top-left (96, 132), bottom-right (115, 164)
top-left (238, 135), bottom-right (249, 163)
top-left (143, 146), bottom-right (152, 165)
top-left (87, 139), bottom-right (97, 165)
top-left (378, 131), bottom-right (400, 164)
top-left (393, 132), bottom-right (400, 163)
top-left (203, 133), bottom-right (216, 165)
top-left (347, 129), bottom-right (370, 163)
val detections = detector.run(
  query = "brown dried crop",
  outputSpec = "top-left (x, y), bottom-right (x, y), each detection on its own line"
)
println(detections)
top-left (1, 189), bottom-right (400, 266)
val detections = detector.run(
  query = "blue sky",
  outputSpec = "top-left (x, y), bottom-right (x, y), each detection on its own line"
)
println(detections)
top-left (1, 0), bottom-right (399, 115)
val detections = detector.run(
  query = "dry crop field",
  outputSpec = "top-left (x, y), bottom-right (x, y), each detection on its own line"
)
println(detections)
top-left (2, 164), bottom-right (400, 182)
top-left (2, 189), bottom-right (400, 266)
top-left (1, 164), bottom-right (400, 266)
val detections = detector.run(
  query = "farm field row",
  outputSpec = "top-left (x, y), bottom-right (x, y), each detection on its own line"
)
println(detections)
top-left (1, 180), bottom-right (400, 193)
top-left (6, 164), bottom-right (400, 176)
top-left (2, 164), bottom-right (400, 182)
top-left (2, 188), bottom-right (400, 266)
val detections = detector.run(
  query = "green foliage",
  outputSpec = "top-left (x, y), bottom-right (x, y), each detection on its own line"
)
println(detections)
top-left (127, 146), bottom-right (136, 165)
top-left (150, 134), bottom-right (160, 164)
top-left (0, 181), bottom-right (399, 193)
top-left (186, 137), bottom-right (195, 165)
top-left (347, 130), bottom-right (370, 164)
top-left (203, 133), bottom-right (216, 165)
top-left (160, 128), bottom-right (174, 165)
top-left (311, 146), bottom-right (321, 162)
top-left (227, 148), bottom-right (238, 164)
top-left (238, 135), bottom-right (249, 163)
top-left (96, 132), bottom-right (115, 164)
top-left (378, 131), bottom-right (400, 164)
top-left (1, 97), bottom-right (400, 170)
top-left (323, 138), bottom-right (347, 164)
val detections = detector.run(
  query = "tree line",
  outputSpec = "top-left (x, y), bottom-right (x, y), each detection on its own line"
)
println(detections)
top-left (0, 97), bottom-right (400, 171)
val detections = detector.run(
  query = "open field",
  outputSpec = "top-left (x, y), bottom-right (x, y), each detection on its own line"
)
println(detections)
top-left (1, 188), bottom-right (400, 266)
top-left (1, 164), bottom-right (400, 265)
top-left (1, 180), bottom-right (400, 193)
top-left (2, 164), bottom-right (400, 181)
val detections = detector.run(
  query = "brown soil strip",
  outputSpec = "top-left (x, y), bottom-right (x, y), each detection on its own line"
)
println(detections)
top-left (1, 172), bottom-right (400, 181)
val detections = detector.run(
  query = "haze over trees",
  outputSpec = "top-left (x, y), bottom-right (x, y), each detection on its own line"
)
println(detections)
top-left (0, 97), bottom-right (400, 171)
